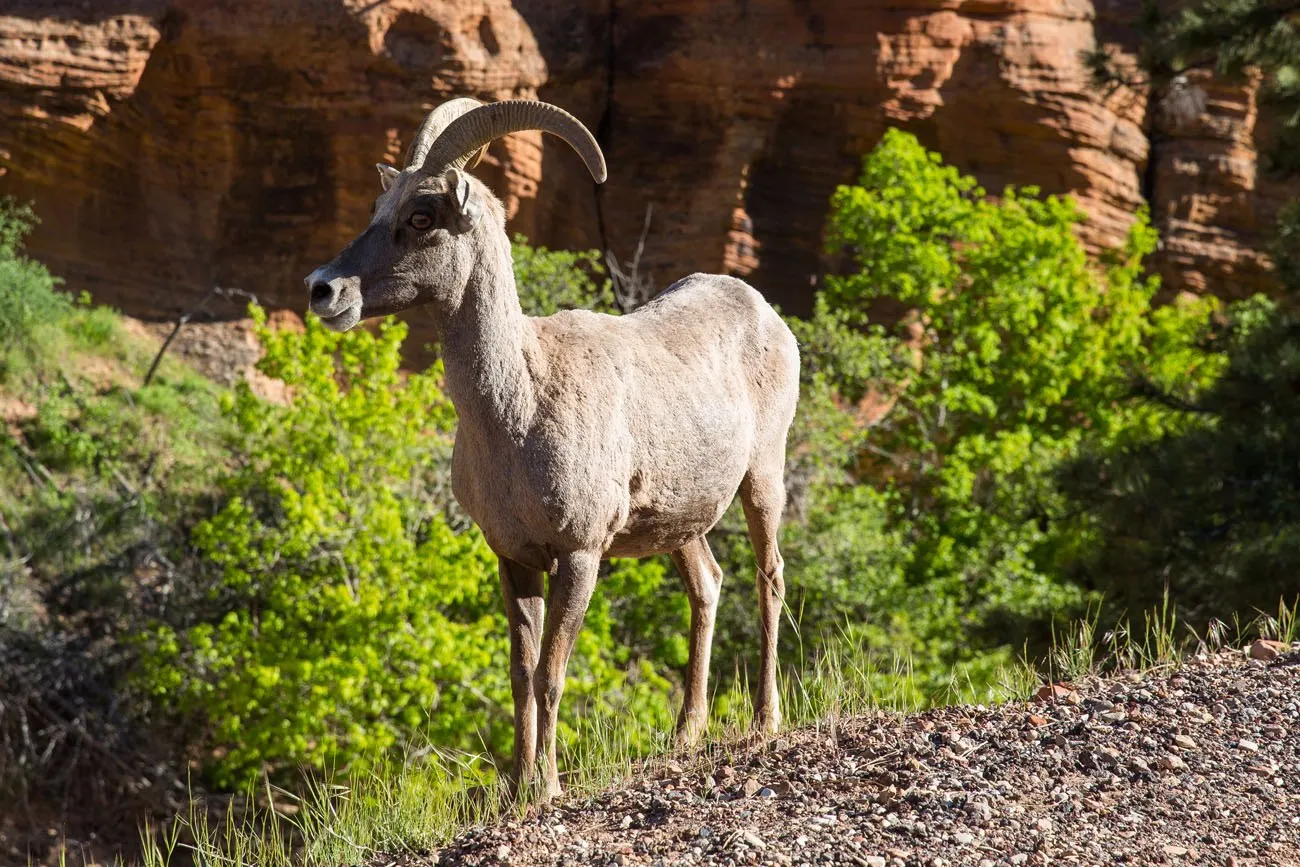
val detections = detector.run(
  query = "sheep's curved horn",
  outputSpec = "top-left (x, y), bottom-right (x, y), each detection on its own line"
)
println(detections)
top-left (405, 97), bottom-right (488, 170)
top-left (419, 99), bottom-right (607, 183)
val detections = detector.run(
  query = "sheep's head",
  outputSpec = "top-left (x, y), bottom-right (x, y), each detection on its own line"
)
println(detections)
top-left (304, 99), bottom-right (606, 332)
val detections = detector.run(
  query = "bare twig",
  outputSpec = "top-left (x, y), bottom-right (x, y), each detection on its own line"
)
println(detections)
top-left (143, 287), bottom-right (259, 387)
top-left (605, 205), bottom-right (656, 313)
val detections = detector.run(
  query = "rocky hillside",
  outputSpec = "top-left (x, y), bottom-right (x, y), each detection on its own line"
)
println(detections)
top-left (428, 643), bottom-right (1300, 866)
top-left (2, 0), bottom-right (1299, 349)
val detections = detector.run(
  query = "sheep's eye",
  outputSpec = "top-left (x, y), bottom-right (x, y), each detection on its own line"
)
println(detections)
top-left (410, 212), bottom-right (433, 231)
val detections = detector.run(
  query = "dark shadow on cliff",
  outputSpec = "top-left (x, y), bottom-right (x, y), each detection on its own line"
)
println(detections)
top-left (0, 0), bottom-right (170, 21)
top-left (743, 80), bottom-right (854, 317)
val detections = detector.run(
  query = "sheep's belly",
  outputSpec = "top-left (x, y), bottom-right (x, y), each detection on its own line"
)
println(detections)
top-left (604, 496), bottom-right (733, 558)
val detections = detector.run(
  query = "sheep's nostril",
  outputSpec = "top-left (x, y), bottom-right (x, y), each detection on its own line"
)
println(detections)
top-left (310, 282), bottom-right (335, 308)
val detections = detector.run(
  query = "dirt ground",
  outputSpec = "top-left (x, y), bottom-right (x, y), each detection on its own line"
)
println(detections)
top-left (419, 645), bottom-right (1300, 867)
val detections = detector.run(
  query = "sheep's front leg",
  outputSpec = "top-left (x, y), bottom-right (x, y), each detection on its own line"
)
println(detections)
top-left (499, 557), bottom-right (545, 795)
top-left (533, 549), bottom-right (599, 802)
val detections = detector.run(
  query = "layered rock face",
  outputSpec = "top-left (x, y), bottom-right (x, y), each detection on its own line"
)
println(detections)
top-left (525, 0), bottom-right (1297, 312)
top-left (0, 0), bottom-right (547, 336)
top-left (0, 0), bottom-right (1294, 339)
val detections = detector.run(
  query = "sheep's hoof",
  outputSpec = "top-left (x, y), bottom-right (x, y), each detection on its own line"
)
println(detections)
top-left (675, 715), bottom-right (708, 749)
top-left (753, 708), bottom-right (781, 738)
top-left (538, 778), bottom-right (563, 804)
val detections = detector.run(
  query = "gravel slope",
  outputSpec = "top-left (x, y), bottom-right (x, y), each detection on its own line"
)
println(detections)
top-left (424, 645), bottom-right (1300, 867)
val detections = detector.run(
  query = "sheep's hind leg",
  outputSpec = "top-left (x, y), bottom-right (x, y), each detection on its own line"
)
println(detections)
top-left (740, 470), bottom-right (787, 736)
top-left (670, 535), bottom-right (724, 747)
top-left (499, 557), bottom-right (545, 797)
top-left (533, 549), bottom-right (600, 802)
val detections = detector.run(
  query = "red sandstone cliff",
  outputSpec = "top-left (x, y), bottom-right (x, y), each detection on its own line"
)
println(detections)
top-left (1, 0), bottom-right (1295, 342)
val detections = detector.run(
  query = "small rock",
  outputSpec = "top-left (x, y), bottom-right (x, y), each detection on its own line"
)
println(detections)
top-left (1237, 739), bottom-right (1259, 752)
top-left (1027, 713), bottom-right (1049, 726)
top-left (1248, 639), bottom-right (1286, 661)
top-left (1163, 844), bottom-right (1188, 857)
top-left (1173, 734), bottom-right (1197, 750)
top-left (1158, 754), bottom-right (1187, 771)
top-left (864, 858), bottom-right (886, 867)
top-left (742, 777), bottom-right (762, 798)
top-left (620, 815), bottom-right (633, 830)
top-left (738, 829), bottom-right (765, 850)
top-left (1034, 683), bottom-right (1078, 704)
top-left (496, 844), bottom-right (510, 861)
top-left (1262, 725), bottom-right (1286, 738)
top-left (757, 786), bottom-right (776, 798)
top-left (954, 832), bottom-right (975, 845)
top-left (1010, 855), bottom-right (1029, 866)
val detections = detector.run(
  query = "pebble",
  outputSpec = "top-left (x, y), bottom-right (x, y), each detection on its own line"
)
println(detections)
top-left (743, 778), bottom-right (762, 797)
top-left (1237, 739), bottom-right (1260, 752)
top-left (1158, 754), bottom-right (1187, 771)
top-left (738, 830), bottom-right (765, 850)
top-left (1173, 734), bottom-right (1197, 750)
top-left (758, 787), bottom-right (776, 799)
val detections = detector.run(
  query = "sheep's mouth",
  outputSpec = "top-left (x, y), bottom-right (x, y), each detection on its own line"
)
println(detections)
top-left (318, 302), bottom-right (362, 333)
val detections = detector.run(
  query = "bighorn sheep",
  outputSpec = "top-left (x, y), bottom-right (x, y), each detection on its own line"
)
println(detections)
top-left (305, 98), bottom-right (799, 800)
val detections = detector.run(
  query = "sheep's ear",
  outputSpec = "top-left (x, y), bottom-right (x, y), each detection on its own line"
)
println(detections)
top-left (376, 163), bottom-right (400, 191)
top-left (446, 167), bottom-right (481, 229)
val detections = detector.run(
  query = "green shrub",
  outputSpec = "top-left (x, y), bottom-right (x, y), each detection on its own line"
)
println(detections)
top-left (512, 235), bottom-right (615, 316)
top-left (0, 200), bottom-right (233, 849)
top-left (0, 197), bottom-right (70, 361)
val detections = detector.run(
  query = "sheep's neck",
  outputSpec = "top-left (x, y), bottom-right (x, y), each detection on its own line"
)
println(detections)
top-left (439, 245), bottom-right (535, 444)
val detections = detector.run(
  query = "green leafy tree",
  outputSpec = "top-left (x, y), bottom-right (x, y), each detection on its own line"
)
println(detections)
top-left (765, 130), bottom-right (1219, 676)
top-left (1079, 0), bottom-right (1300, 626)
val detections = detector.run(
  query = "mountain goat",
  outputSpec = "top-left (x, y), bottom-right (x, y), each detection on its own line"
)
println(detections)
top-left (305, 98), bottom-right (799, 800)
